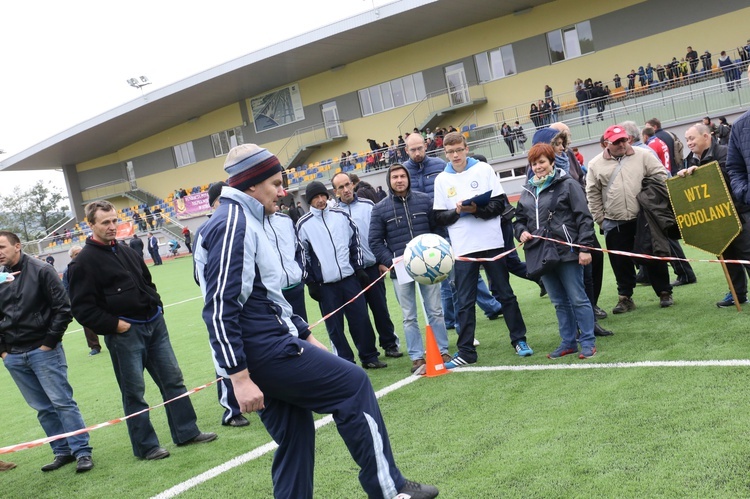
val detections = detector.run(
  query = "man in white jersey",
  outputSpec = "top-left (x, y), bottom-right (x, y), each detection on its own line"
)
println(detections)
top-left (433, 132), bottom-right (532, 368)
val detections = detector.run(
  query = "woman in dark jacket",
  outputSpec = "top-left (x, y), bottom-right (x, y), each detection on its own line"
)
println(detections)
top-left (515, 143), bottom-right (597, 359)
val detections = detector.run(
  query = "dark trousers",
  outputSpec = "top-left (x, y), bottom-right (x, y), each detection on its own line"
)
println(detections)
top-left (252, 337), bottom-right (405, 498)
top-left (363, 265), bottom-right (399, 350)
top-left (216, 375), bottom-right (242, 425)
top-left (723, 214), bottom-right (750, 297)
top-left (83, 327), bottom-right (101, 352)
top-left (282, 282), bottom-right (308, 322)
top-left (319, 275), bottom-right (379, 364)
top-left (605, 220), bottom-right (671, 297)
top-left (103, 314), bottom-right (199, 457)
top-left (149, 248), bottom-right (162, 265)
top-left (584, 236), bottom-right (604, 307)
top-left (669, 238), bottom-right (696, 281)
top-left (454, 249), bottom-right (527, 362)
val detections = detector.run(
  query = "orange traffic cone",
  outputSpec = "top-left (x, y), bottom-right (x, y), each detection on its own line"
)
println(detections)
top-left (424, 325), bottom-right (450, 378)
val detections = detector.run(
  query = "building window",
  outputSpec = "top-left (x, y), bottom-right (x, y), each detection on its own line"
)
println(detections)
top-left (174, 142), bottom-right (196, 168)
top-left (547, 20), bottom-right (594, 63)
top-left (358, 73), bottom-right (426, 116)
top-left (211, 127), bottom-right (244, 157)
top-left (475, 44), bottom-right (516, 83)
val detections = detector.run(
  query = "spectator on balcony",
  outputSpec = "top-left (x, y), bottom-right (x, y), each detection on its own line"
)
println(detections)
top-left (575, 85), bottom-right (591, 126)
top-left (512, 121), bottom-right (527, 152)
top-left (539, 99), bottom-right (551, 126)
top-left (64, 228), bottom-right (72, 240)
top-left (656, 65), bottom-right (666, 83)
top-left (179, 188), bottom-right (188, 198)
top-left (701, 51), bottom-right (712, 72)
top-left (53, 232), bottom-right (63, 245)
top-left (637, 66), bottom-right (646, 87)
top-left (613, 73), bottom-right (622, 88)
top-left (425, 128), bottom-right (434, 140)
top-left (365, 152), bottom-right (376, 172)
top-left (425, 137), bottom-right (437, 153)
top-left (544, 84), bottom-right (553, 99)
top-left (718, 51), bottom-right (741, 91)
top-left (153, 206), bottom-right (164, 228)
top-left (367, 138), bottom-right (379, 151)
top-left (546, 97), bottom-right (559, 123)
top-left (500, 123), bottom-right (515, 157)
top-left (627, 69), bottom-right (636, 90)
top-left (529, 102), bottom-right (542, 129)
top-left (143, 207), bottom-right (154, 230)
top-left (645, 63), bottom-right (654, 85)
top-left (397, 135), bottom-right (407, 162)
top-left (686, 46), bottom-right (699, 74)
top-left (718, 117), bottom-right (732, 146)
top-left (702, 117), bottom-right (719, 139)
top-left (132, 212), bottom-right (146, 232)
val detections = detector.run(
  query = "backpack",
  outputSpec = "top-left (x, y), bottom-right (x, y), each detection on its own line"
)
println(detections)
top-left (667, 131), bottom-right (684, 167)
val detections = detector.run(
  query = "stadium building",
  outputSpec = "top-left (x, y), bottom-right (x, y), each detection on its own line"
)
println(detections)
top-left (1, 0), bottom-right (749, 262)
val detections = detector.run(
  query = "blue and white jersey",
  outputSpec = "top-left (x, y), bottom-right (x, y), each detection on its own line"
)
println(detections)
top-left (194, 187), bottom-right (309, 374)
top-left (336, 194), bottom-right (376, 267)
top-left (264, 212), bottom-right (305, 289)
top-left (296, 205), bottom-right (363, 284)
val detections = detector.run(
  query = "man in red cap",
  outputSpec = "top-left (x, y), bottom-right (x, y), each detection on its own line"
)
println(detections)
top-left (586, 125), bottom-right (673, 312)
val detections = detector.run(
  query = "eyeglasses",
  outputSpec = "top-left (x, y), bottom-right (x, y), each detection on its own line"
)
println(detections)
top-left (444, 147), bottom-right (466, 155)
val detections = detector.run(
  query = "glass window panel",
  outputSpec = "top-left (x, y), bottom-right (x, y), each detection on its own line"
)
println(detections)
top-left (211, 134), bottom-right (222, 157)
top-left (370, 86), bottom-right (384, 113)
top-left (489, 49), bottom-right (505, 79)
top-left (413, 73), bottom-right (426, 100)
top-left (402, 76), bottom-right (416, 103)
top-left (475, 53), bottom-right (491, 83)
top-left (547, 30), bottom-right (565, 63)
top-left (391, 79), bottom-right (405, 107)
top-left (500, 45), bottom-right (516, 76)
top-left (219, 132), bottom-right (230, 154)
top-left (563, 26), bottom-right (581, 59)
top-left (359, 89), bottom-right (372, 116)
top-left (380, 82), bottom-right (394, 110)
top-left (576, 21), bottom-right (594, 55)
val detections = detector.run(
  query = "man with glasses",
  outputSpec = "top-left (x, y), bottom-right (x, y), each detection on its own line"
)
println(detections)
top-left (433, 132), bottom-right (532, 368)
top-left (586, 125), bottom-right (672, 313)
top-left (332, 172), bottom-right (402, 360)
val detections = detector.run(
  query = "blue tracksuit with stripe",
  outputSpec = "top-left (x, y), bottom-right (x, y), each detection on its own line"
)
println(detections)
top-left (194, 187), bottom-right (405, 498)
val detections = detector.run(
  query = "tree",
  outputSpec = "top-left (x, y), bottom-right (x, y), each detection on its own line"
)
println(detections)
top-left (0, 180), bottom-right (69, 242)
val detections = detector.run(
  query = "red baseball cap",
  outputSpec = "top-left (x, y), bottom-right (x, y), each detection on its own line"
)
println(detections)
top-left (604, 125), bottom-right (629, 142)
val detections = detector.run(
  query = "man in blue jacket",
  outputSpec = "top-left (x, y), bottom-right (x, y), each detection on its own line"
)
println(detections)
top-left (369, 164), bottom-right (451, 374)
top-left (332, 172), bottom-right (402, 359)
top-left (194, 144), bottom-right (438, 499)
top-left (297, 181), bottom-right (386, 369)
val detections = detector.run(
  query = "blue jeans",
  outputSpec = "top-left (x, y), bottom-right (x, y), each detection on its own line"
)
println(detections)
top-left (3, 343), bottom-right (92, 458)
top-left (541, 262), bottom-right (595, 349)
top-left (104, 314), bottom-right (200, 457)
top-left (392, 277), bottom-right (449, 360)
top-left (578, 103), bottom-right (589, 124)
top-left (454, 249), bottom-right (527, 362)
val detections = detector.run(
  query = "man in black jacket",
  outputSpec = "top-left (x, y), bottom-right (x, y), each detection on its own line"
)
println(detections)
top-left (0, 231), bottom-right (93, 473)
top-left (129, 234), bottom-right (144, 259)
top-left (680, 124), bottom-right (750, 307)
top-left (68, 201), bottom-right (216, 461)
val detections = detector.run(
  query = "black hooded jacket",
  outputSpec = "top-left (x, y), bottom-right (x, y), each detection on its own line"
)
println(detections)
top-left (369, 164), bottom-right (436, 266)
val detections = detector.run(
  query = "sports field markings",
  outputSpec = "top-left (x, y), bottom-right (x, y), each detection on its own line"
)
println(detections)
top-left (151, 358), bottom-right (749, 498)
top-left (151, 374), bottom-right (422, 499)
top-left (64, 296), bottom-right (203, 336)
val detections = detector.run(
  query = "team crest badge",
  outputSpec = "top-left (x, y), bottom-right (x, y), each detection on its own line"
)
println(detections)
top-left (447, 187), bottom-right (456, 197)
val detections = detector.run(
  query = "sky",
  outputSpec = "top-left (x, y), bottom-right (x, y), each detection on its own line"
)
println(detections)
top-left (0, 0), bottom-right (390, 199)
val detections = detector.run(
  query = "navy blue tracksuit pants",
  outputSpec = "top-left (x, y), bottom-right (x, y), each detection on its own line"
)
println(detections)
top-left (363, 265), bottom-right (399, 351)
top-left (320, 275), bottom-right (380, 364)
top-left (251, 337), bottom-right (406, 498)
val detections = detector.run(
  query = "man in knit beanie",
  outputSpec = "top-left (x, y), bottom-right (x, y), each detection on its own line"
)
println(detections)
top-left (297, 180), bottom-right (388, 369)
top-left (194, 145), bottom-right (438, 499)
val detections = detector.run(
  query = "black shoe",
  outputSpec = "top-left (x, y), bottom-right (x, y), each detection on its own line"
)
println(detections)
top-left (539, 282), bottom-right (547, 297)
top-left (384, 347), bottom-right (404, 358)
top-left (41, 455), bottom-right (76, 472)
top-left (362, 360), bottom-right (388, 369)
top-left (144, 447), bottom-right (170, 460)
top-left (593, 306), bottom-right (608, 320)
top-left (223, 415), bottom-right (250, 427)
top-left (76, 456), bottom-right (94, 473)
top-left (398, 479), bottom-right (439, 499)
top-left (594, 322), bottom-right (614, 337)
top-left (486, 311), bottom-right (503, 320)
top-left (178, 432), bottom-right (218, 446)
top-left (671, 277), bottom-right (696, 287)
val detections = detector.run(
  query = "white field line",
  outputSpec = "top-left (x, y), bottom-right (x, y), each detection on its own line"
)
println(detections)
top-left (64, 296), bottom-right (203, 336)
top-left (151, 374), bottom-right (422, 499)
top-left (151, 359), bottom-right (749, 498)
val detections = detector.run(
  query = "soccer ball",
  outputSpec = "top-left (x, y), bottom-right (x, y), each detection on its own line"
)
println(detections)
top-left (403, 234), bottom-right (454, 285)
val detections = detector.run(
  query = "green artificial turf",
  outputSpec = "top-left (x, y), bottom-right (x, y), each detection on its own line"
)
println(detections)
top-left (2, 245), bottom-right (750, 498)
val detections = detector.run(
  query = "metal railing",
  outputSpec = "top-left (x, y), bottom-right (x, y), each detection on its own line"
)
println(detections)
top-left (81, 179), bottom-right (131, 202)
top-left (494, 48), bottom-right (749, 126)
top-left (397, 83), bottom-right (486, 136)
top-left (276, 120), bottom-right (346, 168)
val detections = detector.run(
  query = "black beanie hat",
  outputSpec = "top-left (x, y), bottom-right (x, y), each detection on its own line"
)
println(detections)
top-left (305, 181), bottom-right (329, 204)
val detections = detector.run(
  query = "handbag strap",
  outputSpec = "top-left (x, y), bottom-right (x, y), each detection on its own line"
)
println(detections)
top-left (543, 184), bottom-right (562, 229)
